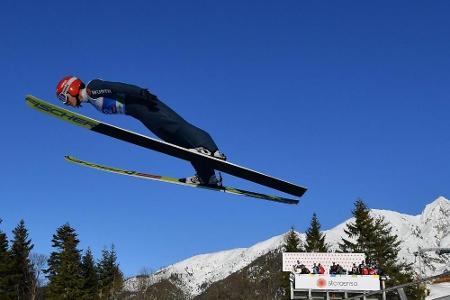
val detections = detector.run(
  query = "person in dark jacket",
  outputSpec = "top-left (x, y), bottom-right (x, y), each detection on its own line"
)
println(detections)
top-left (336, 264), bottom-right (346, 275)
top-left (300, 265), bottom-right (310, 274)
top-left (329, 262), bottom-right (338, 274)
top-left (56, 76), bottom-right (226, 185)
top-left (358, 260), bottom-right (366, 275)
top-left (350, 263), bottom-right (359, 275)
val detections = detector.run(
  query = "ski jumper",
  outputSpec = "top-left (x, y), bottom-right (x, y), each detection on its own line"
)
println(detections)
top-left (82, 79), bottom-right (220, 181)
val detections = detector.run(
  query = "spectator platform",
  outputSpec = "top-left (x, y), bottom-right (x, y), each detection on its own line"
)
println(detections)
top-left (283, 253), bottom-right (382, 299)
top-left (282, 252), bottom-right (366, 273)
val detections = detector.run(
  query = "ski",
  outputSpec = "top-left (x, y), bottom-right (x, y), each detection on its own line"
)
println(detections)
top-left (26, 95), bottom-right (307, 197)
top-left (64, 155), bottom-right (299, 205)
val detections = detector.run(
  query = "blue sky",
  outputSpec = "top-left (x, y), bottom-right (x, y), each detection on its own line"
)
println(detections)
top-left (1, 0), bottom-right (449, 276)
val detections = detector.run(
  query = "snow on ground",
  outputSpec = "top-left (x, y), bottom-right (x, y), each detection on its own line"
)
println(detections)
top-left (427, 282), bottom-right (450, 299)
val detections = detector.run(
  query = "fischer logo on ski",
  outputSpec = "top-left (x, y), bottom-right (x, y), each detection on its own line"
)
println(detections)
top-left (26, 96), bottom-right (98, 129)
top-left (68, 156), bottom-right (162, 180)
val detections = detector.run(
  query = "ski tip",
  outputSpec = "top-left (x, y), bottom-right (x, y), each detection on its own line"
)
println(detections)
top-left (25, 95), bottom-right (34, 105)
top-left (25, 94), bottom-right (38, 102)
top-left (25, 95), bottom-right (44, 109)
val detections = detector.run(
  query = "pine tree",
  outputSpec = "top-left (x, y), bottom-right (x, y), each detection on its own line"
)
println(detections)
top-left (371, 216), bottom-right (426, 299)
top-left (10, 219), bottom-right (34, 299)
top-left (283, 227), bottom-right (302, 252)
top-left (45, 223), bottom-right (84, 299)
top-left (304, 213), bottom-right (329, 252)
top-left (339, 198), bottom-right (376, 254)
top-left (339, 198), bottom-right (426, 299)
top-left (339, 199), bottom-right (403, 265)
top-left (0, 220), bottom-right (14, 299)
top-left (97, 245), bottom-right (124, 299)
top-left (81, 248), bottom-right (98, 299)
top-left (370, 216), bottom-right (401, 274)
top-left (281, 227), bottom-right (303, 300)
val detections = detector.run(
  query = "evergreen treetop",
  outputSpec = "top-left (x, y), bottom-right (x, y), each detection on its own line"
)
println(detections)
top-left (0, 219), bottom-right (14, 299)
top-left (339, 199), bottom-right (376, 254)
top-left (97, 244), bottom-right (124, 300)
top-left (45, 223), bottom-right (84, 299)
top-left (283, 227), bottom-right (303, 252)
top-left (10, 219), bottom-right (34, 300)
top-left (81, 247), bottom-right (98, 299)
top-left (304, 213), bottom-right (329, 252)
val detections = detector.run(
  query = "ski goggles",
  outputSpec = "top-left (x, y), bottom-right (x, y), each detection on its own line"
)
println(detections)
top-left (57, 93), bottom-right (69, 104)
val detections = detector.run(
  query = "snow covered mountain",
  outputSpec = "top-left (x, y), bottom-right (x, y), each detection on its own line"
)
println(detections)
top-left (125, 196), bottom-right (450, 297)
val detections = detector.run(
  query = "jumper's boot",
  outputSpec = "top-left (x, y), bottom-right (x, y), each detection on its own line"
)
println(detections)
top-left (190, 147), bottom-right (227, 161)
top-left (180, 173), bottom-right (223, 186)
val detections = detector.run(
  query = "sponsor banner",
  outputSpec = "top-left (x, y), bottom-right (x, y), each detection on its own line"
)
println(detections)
top-left (294, 274), bottom-right (380, 291)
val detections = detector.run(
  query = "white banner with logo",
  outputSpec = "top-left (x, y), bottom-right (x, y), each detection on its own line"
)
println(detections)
top-left (294, 274), bottom-right (380, 291)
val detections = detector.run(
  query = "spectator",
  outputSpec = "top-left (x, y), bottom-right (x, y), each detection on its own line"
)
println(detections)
top-left (318, 263), bottom-right (325, 274)
top-left (300, 264), bottom-right (310, 274)
top-left (336, 264), bottom-right (346, 275)
top-left (361, 265), bottom-right (369, 275)
top-left (358, 260), bottom-right (366, 274)
top-left (329, 262), bottom-right (338, 274)
top-left (368, 263), bottom-right (378, 275)
top-left (312, 263), bottom-right (319, 274)
top-left (293, 260), bottom-right (302, 273)
top-left (350, 263), bottom-right (359, 275)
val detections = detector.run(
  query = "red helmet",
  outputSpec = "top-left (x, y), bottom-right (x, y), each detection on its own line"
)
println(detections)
top-left (56, 76), bottom-right (83, 103)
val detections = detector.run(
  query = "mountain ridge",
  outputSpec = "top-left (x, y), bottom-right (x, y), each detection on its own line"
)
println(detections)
top-left (125, 196), bottom-right (450, 297)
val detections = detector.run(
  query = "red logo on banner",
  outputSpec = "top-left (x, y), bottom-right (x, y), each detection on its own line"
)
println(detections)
top-left (317, 278), bottom-right (327, 288)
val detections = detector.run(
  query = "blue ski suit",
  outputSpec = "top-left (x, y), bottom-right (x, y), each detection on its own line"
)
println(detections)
top-left (83, 79), bottom-right (220, 181)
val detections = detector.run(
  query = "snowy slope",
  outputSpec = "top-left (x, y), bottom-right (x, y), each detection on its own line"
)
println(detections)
top-left (426, 283), bottom-right (450, 299)
top-left (125, 234), bottom-right (299, 295)
top-left (125, 196), bottom-right (450, 297)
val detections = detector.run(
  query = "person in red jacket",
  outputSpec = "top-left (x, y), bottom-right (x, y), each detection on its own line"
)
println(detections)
top-left (56, 76), bottom-right (226, 185)
top-left (318, 263), bottom-right (325, 274)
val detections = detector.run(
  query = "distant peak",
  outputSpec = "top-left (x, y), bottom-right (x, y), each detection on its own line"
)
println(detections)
top-left (435, 196), bottom-right (449, 203)
top-left (421, 196), bottom-right (450, 221)
top-left (426, 196), bottom-right (449, 209)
